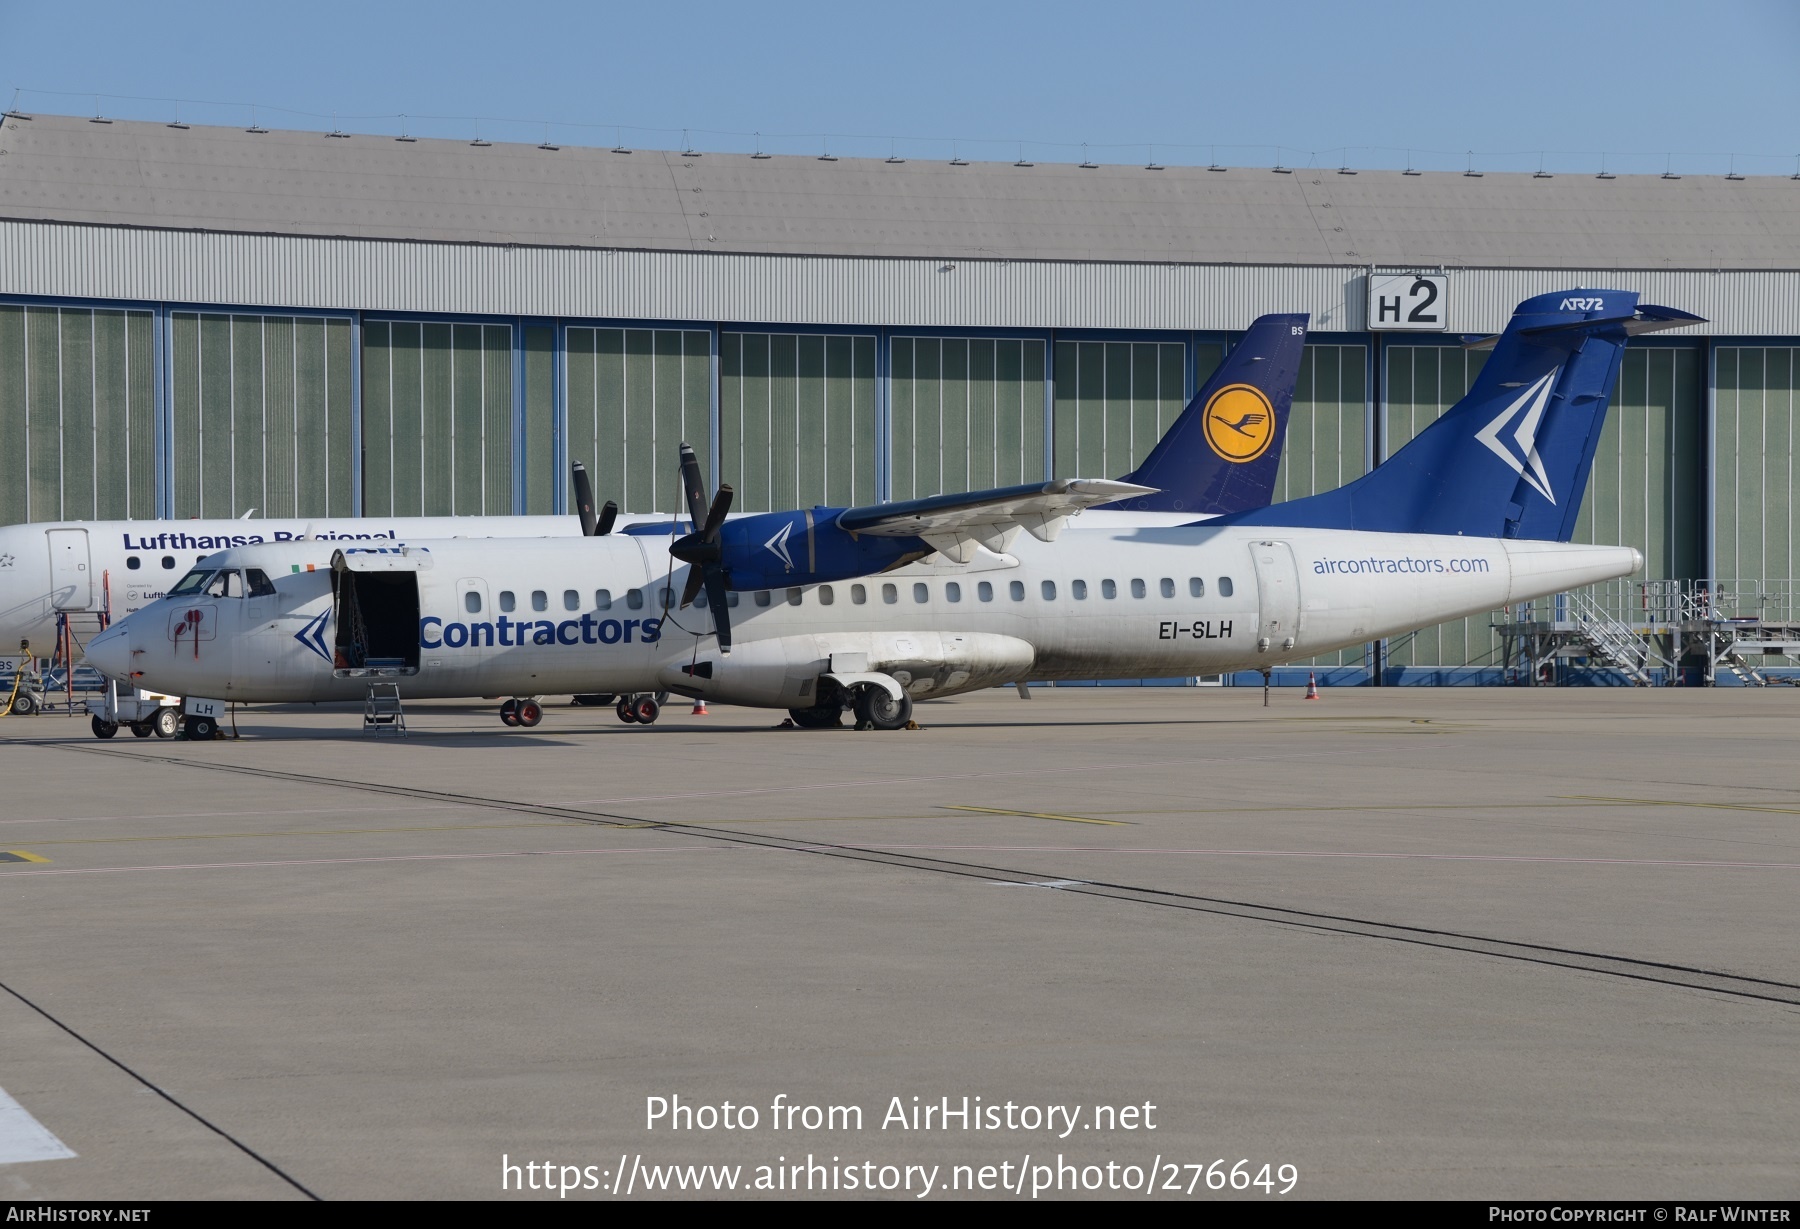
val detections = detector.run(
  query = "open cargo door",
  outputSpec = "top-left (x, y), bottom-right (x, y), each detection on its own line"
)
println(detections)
top-left (330, 549), bottom-right (426, 674)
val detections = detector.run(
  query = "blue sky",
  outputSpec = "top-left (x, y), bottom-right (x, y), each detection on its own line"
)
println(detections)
top-left (4, 0), bottom-right (1798, 175)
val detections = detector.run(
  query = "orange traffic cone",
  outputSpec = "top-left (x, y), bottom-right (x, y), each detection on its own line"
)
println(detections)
top-left (1304, 672), bottom-right (1320, 700)
top-left (691, 696), bottom-right (710, 716)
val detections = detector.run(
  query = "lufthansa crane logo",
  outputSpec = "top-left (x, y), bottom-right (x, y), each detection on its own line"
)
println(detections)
top-left (1202, 385), bottom-right (1276, 463)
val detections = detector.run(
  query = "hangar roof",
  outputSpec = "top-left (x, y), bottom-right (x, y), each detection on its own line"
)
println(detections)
top-left (1, 112), bottom-right (1797, 270)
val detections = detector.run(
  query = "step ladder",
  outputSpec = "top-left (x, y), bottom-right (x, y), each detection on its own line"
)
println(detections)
top-left (363, 682), bottom-right (407, 735)
top-left (1568, 589), bottom-right (1655, 686)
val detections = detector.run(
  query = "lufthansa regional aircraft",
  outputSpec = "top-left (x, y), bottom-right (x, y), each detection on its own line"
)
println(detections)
top-left (85, 293), bottom-right (1695, 737)
top-left (0, 314), bottom-right (1307, 660)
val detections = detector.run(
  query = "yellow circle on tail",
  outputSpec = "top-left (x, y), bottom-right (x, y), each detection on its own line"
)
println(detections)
top-left (1202, 384), bottom-right (1276, 462)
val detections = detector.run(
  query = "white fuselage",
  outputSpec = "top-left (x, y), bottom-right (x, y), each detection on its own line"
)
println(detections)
top-left (0, 510), bottom-right (1201, 656)
top-left (88, 527), bottom-right (1641, 709)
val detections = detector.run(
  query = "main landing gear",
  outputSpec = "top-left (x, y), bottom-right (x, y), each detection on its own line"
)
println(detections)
top-left (614, 694), bottom-right (661, 724)
top-left (787, 682), bottom-right (914, 731)
top-left (499, 698), bottom-right (545, 728)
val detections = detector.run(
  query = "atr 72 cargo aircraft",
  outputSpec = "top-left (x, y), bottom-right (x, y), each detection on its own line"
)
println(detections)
top-left (85, 293), bottom-right (1695, 736)
top-left (0, 314), bottom-right (1306, 658)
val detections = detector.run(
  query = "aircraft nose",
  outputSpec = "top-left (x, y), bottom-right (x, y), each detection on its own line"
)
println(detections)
top-left (85, 625), bottom-right (131, 680)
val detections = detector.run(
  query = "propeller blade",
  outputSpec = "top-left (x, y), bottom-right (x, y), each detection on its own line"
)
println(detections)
top-left (596, 500), bottom-right (618, 536)
top-left (680, 567), bottom-right (706, 609)
top-left (571, 462), bottom-right (598, 537)
top-left (678, 443), bottom-right (709, 531)
top-left (703, 485), bottom-right (734, 537)
top-left (703, 569), bottom-right (732, 655)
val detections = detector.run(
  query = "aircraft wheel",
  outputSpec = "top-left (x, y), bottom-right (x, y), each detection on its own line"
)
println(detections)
top-left (8, 693), bottom-right (36, 716)
top-left (615, 697), bottom-right (639, 723)
top-left (852, 686), bottom-right (912, 732)
top-left (499, 699), bottom-right (520, 727)
top-left (91, 715), bottom-right (119, 740)
top-left (632, 696), bottom-right (661, 724)
top-left (153, 707), bottom-right (180, 738)
top-left (516, 699), bottom-right (544, 728)
top-left (185, 715), bottom-right (218, 740)
top-left (788, 703), bottom-right (845, 729)
top-left (129, 722), bottom-right (154, 738)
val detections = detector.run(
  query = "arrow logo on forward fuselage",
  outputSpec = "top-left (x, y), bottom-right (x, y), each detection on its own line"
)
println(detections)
top-left (1474, 368), bottom-right (1558, 504)
top-left (764, 520), bottom-right (797, 570)
top-left (295, 609), bottom-right (332, 663)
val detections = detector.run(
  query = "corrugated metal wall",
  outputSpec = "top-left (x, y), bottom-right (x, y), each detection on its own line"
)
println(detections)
top-left (168, 312), bottom-right (354, 519)
top-left (894, 337), bottom-right (1046, 499)
top-left (566, 327), bottom-right (711, 515)
top-left (1714, 347), bottom-right (1800, 586)
top-left (0, 303), bottom-right (155, 523)
top-left (1052, 341), bottom-right (1191, 480)
top-left (720, 332), bottom-right (876, 513)
top-left (360, 320), bottom-right (509, 517)
top-left (7, 219), bottom-right (1790, 336)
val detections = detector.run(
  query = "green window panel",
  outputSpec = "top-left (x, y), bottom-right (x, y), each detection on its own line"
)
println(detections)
top-left (568, 327), bottom-right (711, 514)
top-left (362, 320), bottom-right (511, 517)
top-left (1272, 344), bottom-right (1366, 502)
top-left (721, 332), bottom-right (874, 513)
top-left (894, 337), bottom-right (1049, 498)
top-left (1715, 348), bottom-right (1800, 589)
top-left (0, 304), bottom-right (155, 524)
top-left (1051, 340), bottom-right (1199, 480)
top-left (523, 326), bottom-right (556, 515)
top-left (170, 313), bottom-right (353, 519)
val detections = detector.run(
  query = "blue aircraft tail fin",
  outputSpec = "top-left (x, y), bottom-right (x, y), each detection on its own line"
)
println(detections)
top-left (1215, 291), bottom-right (1703, 540)
top-left (1113, 313), bottom-right (1309, 513)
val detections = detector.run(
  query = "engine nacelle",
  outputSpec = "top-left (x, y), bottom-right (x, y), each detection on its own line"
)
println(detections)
top-left (657, 631), bottom-right (1036, 707)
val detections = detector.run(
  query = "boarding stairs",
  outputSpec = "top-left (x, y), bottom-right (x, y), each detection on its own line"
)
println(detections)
top-left (1566, 589), bottom-right (1656, 686)
top-left (363, 682), bottom-right (407, 736)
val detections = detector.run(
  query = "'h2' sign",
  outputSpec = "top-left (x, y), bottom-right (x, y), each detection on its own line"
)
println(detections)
top-left (1368, 274), bottom-right (1449, 331)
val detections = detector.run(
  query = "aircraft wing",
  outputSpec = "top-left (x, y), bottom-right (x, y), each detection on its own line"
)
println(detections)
top-left (836, 478), bottom-right (1155, 563)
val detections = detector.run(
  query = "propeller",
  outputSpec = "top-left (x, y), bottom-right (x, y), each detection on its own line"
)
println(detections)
top-left (667, 443), bottom-right (735, 654)
top-left (570, 462), bottom-right (618, 536)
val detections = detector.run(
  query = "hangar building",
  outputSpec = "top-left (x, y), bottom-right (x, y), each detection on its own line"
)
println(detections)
top-left (3, 111), bottom-right (1798, 681)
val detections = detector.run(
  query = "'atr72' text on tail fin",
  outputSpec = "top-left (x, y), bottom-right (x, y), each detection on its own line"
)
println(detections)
top-left (1213, 291), bottom-right (1703, 541)
top-left (1113, 313), bottom-right (1309, 514)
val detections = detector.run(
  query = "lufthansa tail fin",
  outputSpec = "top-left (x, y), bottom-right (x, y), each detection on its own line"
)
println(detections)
top-left (1113, 313), bottom-right (1309, 513)
top-left (1215, 291), bottom-right (1703, 541)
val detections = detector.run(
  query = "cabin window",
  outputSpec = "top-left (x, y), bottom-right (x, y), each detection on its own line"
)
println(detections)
top-left (661, 588), bottom-right (677, 610)
top-left (1072, 579), bottom-right (1088, 600)
top-left (1189, 577), bottom-right (1205, 598)
top-left (1041, 580), bottom-right (1057, 600)
top-left (1219, 577), bottom-right (1235, 597)
top-left (754, 590), bottom-right (772, 607)
top-left (1130, 578), bottom-right (1146, 599)
top-left (1160, 577), bottom-right (1175, 598)
top-left (563, 590), bottom-right (580, 611)
top-left (819, 585), bottom-right (835, 606)
top-left (851, 584), bottom-right (867, 605)
top-left (787, 588), bottom-right (803, 606)
top-left (499, 591), bottom-right (516, 612)
top-left (626, 589), bottom-right (644, 610)
top-left (946, 582), bottom-right (962, 603)
top-left (161, 555), bottom-right (176, 570)
top-left (595, 589), bottom-right (612, 610)
top-left (978, 581), bottom-right (993, 602)
top-left (1101, 579), bottom-right (1117, 599)
top-left (532, 590), bottom-right (548, 612)
top-left (126, 556), bottom-right (141, 571)
top-left (913, 582), bottom-right (929, 604)
top-left (246, 569), bottom-right (277, 598)
top-left (881, 584), bottom-right (898, 605)
top-left (726, 591), bottom-right (740, 608)
top-left (465, 591), bottom-right (483, 614)
top-left (1010, 580), bottom-right (1025, 601)
top-left (694, 588), bottom-right (708, 608)
top-left (168, 569), bottom-right (212, 595)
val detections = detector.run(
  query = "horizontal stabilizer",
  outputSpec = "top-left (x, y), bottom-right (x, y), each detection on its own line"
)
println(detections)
top-left (839, 479), bottom-right (1154, 559)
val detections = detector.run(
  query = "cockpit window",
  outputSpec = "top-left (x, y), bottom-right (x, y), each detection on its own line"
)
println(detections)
top-left (168, 569), bottom-right (213, 595)
top-left (245, 569), bottom-right (277, 598)
top-left (203, 570), bottom-right (245, 598)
